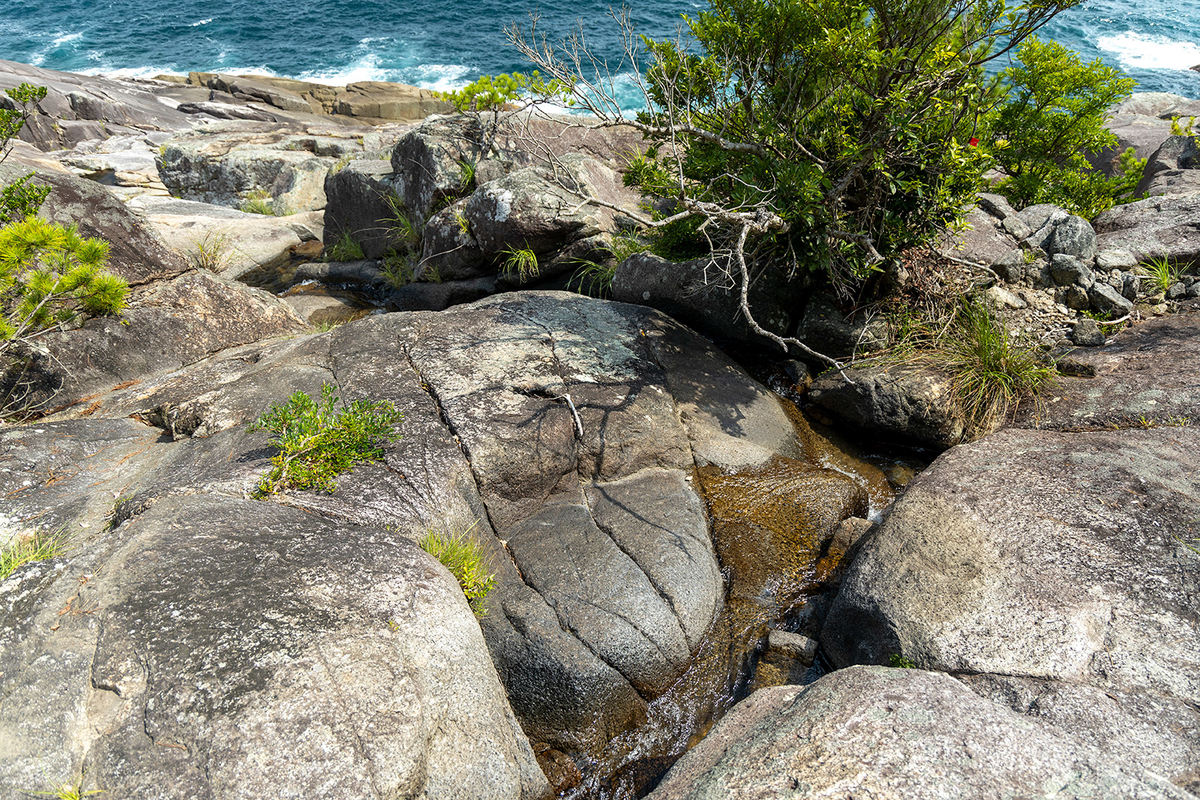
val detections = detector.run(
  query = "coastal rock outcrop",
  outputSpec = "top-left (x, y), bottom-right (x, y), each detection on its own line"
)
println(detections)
top-left (648, 666), bottom-right (1192, 799)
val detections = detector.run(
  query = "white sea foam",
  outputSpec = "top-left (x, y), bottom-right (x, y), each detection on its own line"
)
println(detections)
top-left (51, 32), bottom-right (83, 47)
top-left (405, 63), bottom-right (471, 93)
top-left (190, 18), bottom-right (213, 27)
top-left (1096, 32), bottom-right (1200, 71)
top-left (298, 55), bottom-right (393, 85)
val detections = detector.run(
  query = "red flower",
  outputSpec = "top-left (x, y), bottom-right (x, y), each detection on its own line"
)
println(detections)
top-left (969, 137), bottom-right (980, 146)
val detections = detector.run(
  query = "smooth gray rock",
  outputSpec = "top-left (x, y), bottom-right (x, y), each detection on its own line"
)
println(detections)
top-left (649, 666), bottom-right (1192, 800)
top-left (1136, 134), bottom-right (1200, 197)
top-left (0, 493), bottom-right (550, 800)
top-left (1094, 194), bottom-right (1200, 265)
top-left (1090, 112), bottom-right (1174, 176)
top-left (1043, 213), bottom-right (1098, 262)
top-left (1050, 253), bottom-right (1094, 287)
top-left (936, 206), bottom-right (1019, 264)
top-left (821, 426), bottom-right (1200, 787)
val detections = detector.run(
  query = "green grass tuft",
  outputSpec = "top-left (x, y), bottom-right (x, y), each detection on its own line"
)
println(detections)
top-left (249, 383), bottom-right (402, 496)
top-left (419, 523), bottom-right (495, 616)
top-left (499, 244), bottom-right (540, 282)
top-left (938, 300), bottom-right (1056, 434)
top-left (1137, 255), bottom-right (1185, 295)
top-left (1, 526), bottom-right (69, 579)
top-left (325, 231), bottom-right (365, 263)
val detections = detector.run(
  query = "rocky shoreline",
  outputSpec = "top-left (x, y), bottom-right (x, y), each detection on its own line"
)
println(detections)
top-left (0, 59), bottom-right (1198, 799)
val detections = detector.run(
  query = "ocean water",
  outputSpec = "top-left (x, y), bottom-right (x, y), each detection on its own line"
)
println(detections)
top-left (0, 0), bottom-right (1197, 107)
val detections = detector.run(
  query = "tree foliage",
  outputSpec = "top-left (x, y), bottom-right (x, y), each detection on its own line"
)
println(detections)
top-left (0, 216), bottom-right (128, 357)
top-left (987, 36), bottom-right (1141, 218)
top-left (509, 0), bottom-right (1079, 364)
top-left (0, 83), bottom-right (51, 225)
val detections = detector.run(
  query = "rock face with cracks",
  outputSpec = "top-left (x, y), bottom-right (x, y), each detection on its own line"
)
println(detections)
top-left (1, 291), bottom-right (869, 791)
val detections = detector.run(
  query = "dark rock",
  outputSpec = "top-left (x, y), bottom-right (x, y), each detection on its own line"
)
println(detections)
top-left (321, 157), bottom-right (404, 259)
top-left (391, 116), bottom-right (483, 219)
top-left (612, 252), bottom-right (800, 348)
top-left (1049, 253), bottom-right (1094, 287)
top-left (1168, 281), bottom-right (1188, 300)
top-left (807, 363), bottom-right (964, 449)
top-left (175, 100), bottom-right (278, 122)
top-left (795, 295), bottom-right (888, 360)
top-left (820, 426), bottom-right (1200, 787)
top-left (648, 667), bottom-right (1186, 799)
top-left (976, 192), bottom-right (1017, 220)
top-left (750, 630), bottom-right (818, 689)
top-left (1070, 317), bottom-right (1105, 346)
top-left (1065, 285), bottom-right (1091, 311)
top-left (1122, 271), bottom-right (1143, 300)
top-left (1089, 281), bottom-right (1134, 316)
top-left (421, 198), bottom-right (487, 280)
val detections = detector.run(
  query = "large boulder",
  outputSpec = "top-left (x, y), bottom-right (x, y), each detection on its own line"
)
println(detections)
top-left (821, 425), bottom-right (1200, 789)
top-left (612, 252), bottom-right (802, 349)
top-left (128, 195), bottom-right (324, 280)
top-left (0, 162), bottom-right (188, 286)
top-left (808, 362), bottom-right (965, 449)
top-left (1136, 134), bottom-right (1200, 197)
top-left (0, 270), bottom-right (307, 415)
top-left (1091, 112), bottom-right (1175, 176)
top-left (0, 486), bottom-right (549, 799)
top-left (648, 666), bottom-right (1192, 799)
top-left (321, 157), bottom-right (404, 259)
top-left (157, 126), bottom-right (364, 211)
top-left (1093, 194), bottom-right (1200, 267)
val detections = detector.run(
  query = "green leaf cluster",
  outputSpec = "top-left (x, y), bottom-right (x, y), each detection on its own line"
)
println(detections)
top-left (0, 216), bottom-right (128, 355)
top-left (437, 71), bottom-right (573, 113)
top-left (987, 36), bottom-right (1142, 218)
top-left (418, 525), bottom-right (496, 616)
top-left (249, 382), bottom-right (403, 496)
top-left (626, 0), bottom-right (1076, 280)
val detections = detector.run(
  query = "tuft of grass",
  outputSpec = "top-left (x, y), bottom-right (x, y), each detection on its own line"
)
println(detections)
top-left (888, 653), bottom-right (917, 669)
top-left (1, 526), bottom-right (69, 579)
top-left (381, 195), bottom-right (422, 251)
top-left (610, 232), bottom-right (651, 264)
top-left (419, 522), bottom-right (495, 616)
top-left (30, 772), bottom-right (102, 799)
top-left (1137, 255), bottom-right (1185, 295)
top-left (381, 251), bottom-right (416, 288)
top-left (937, 300), bottom-right (1056, 434)
top-left (568, 259), bottom-right (617, 298)
top-left (188, 231), bottom-right (235, 272)
top-left (240, 190), bottom-right (276, 216)
top-left (249, 382), bottom-right (402, 496)
top-left (499, 244), bottom-right (540, 282)
top-left (457, 158), bottom-right (477, 194)
top-left (325, 231), bottom-right (365, 262)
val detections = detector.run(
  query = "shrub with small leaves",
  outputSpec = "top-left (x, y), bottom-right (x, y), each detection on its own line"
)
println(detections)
top-left (0, 216), bottom-right (128, 358)
top-left (419, 524), bottom-right (495, 616)
top-left (249, 382), bottom-right (403, 496)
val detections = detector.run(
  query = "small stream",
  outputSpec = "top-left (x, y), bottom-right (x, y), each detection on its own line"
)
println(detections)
top-left (243, 259), bottom-right (935, 799)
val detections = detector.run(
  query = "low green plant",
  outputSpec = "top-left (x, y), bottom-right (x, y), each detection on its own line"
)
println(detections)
top-left (188, 230), bottom-right (235, 272)
top-left (938, 300), bottom-right (1056, 433)
top-left (381, 251), bottom-right (416, 288)
top-left (325, 231), bottom-right (365, 262)
top-left (457, 158), bottom-right (477, 195)
top-left (240, 190), bottom-right (276, 216)
top-left (418, 522), bottom-right (495, 616)
top-left (31, 773), bottom-right (103, 799)
top-left (0, 217), bottom-right (128, 359)
top-left (249, 382), bottom-right (403, 496)
top-left (568, 259), bottom-right (617, 298)
top-left (1137, 256), bottom-right (1185, 295)
top-left (0, 83), bottom-right (51, 226)
top-left (436, 71), bottom-right (571, 114)
top-left (888, 653), bottom-right (917, 669)
top-left (454, 211), bottom-right (471, 237)
top-left (610, 233), bottom-right (652, 264)
top-left (499, 244), bottom-right (539, 282)
top-left (1, 526), bottom-right (69, 579)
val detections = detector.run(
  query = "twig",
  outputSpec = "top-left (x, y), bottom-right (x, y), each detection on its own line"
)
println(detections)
top-left (557, 393), bottom-right (585, 439)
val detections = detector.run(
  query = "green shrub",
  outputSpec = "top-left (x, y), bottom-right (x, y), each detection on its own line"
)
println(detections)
top-left (938, 300), bottom-right (1056, 433)
top-left (419, 524), bottom-right (495, 616)
top-left (1, 526), bottom-right (69, 579)
top-left (0, 216), bottom-right (128, 359)
top-left (436, 72), bottom-right (570, 114)
top-left (249, 382), bottom-right (403, 496)
top-left (987, 37), bottom-right (1143, 218)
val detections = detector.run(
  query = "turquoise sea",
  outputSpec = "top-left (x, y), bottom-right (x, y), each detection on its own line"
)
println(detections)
top-left (1, 0), bottom-right (1197, 104)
